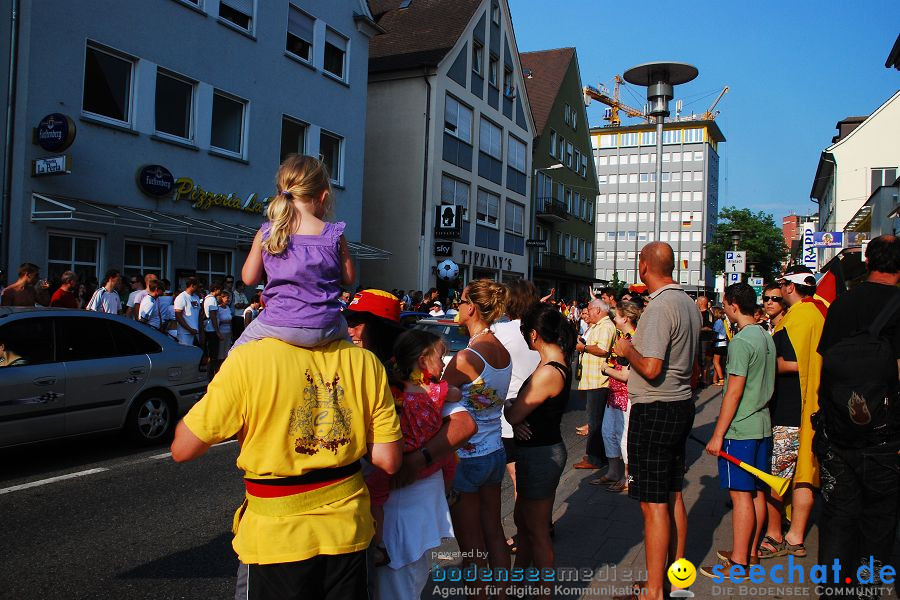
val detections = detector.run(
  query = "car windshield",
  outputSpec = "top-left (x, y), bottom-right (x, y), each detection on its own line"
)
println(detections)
top-left (412, 322), bottom-right (469, 354)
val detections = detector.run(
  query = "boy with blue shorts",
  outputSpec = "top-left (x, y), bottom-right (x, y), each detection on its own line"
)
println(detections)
top-left (700, 283), bottom-right (776, 578)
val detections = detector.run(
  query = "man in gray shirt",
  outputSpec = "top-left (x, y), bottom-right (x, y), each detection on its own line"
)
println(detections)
top-left (613, 242), bottom-right (700, 600)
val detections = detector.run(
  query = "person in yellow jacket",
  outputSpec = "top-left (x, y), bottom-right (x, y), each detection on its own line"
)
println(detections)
top-left (760, 266), bottom-right (826, 559)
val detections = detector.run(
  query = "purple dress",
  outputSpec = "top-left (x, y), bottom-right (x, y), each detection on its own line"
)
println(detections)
top-left (232, 221), bottom-right (347, 349)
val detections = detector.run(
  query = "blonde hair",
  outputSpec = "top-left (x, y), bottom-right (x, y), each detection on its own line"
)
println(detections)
top-left (262, 154), bottom-right (333, 255)
top-left (465, 279), bottom-right (508, 324)
top-left (710, 305), bottom-right (725, 321)
top-left (616, 301), bottom-right (642, 326)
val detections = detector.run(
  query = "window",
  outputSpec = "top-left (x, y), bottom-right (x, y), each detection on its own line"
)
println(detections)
top-left (319, 130), bottom-right (342, 184)
top-left (479, 118), bottom-right (502, 159)
top-left (124, 241), bottom-right (167, 280)
top-left (691, 251), bottom-right (700, 262)
top-left (505, 201), bottom-right (524, 235)
top-left (477, 189), bottom-right (500, 226)
top-left (610, 174), bottom-right (618, 184)
top-left (572, 109), bottom-right (578, 131)
top-left (662, 173), bottom-right (670, 182)
top-left (639, 212), bottom-right (648, 222)
top-left (694, 151), bottom-right (704, 162)
top-left (617, 213), bottom-right (626, 223)
top-left (210, 91), bottom-right (245, 154)
top-left (587, 242), bottom-right (593, 261)
top-left (599, 134), bottom-right (616, 148)
top-left (608, 193), bottom-right (617, 204)
top-left (872, 168), bottom-right (898, 193)
top-left (661, 211), bottom-right (669, 221)
top-left (597, 213), bottom-right (607, 223)
top-left (672, 172), bottom-right (681, 182)
top-left (48, 234), bottom-right (99, 285)
top-left (628, 173), bottom-right (637, 184)
top-left (660, 231), bottom-right (669, 242)
top-left (597, 194), bottom-right (606, 204)
top-left (574, 149), bottom-right (581, 172)
top-left (280, 116), bottom-right (307, 162)
top-left (286, 5), bottom-right (314, 62)
top-left (692, 210), bottom-right (703, 221)
top-left (597, 155), bottom-right (607, 166)
top-left (684, 128), bottom-right (703, 143)
top-left (641, 154), bottom-right (650, 164)
top-left (566, 141), bottom-right (574, 168)
top-left (508, 135), bottom-right (526, 173)
top-left (0, 318), bottom-right (54, 366)
top-left (628, 192), bottom-right (637, 203)
top-left (155, 70), bottom-right (193, 140)
top-left (693, 191), bottom-right (703, 202)
top-left (628, 212), bottom-right (637, 222)
top-left (197, 249), bottom-right (232, 286)
top-left (55, 317), bottom-right (118, 362)
top-left (609, 155), bottom-right (618, 165)
top-left (324, 28), bottom-right (348, 81)
top-left (581, 156), bottom-right (588, 177)
top-left (503, 67), bottom-right (514, 97)
top-left (642, 131), bottom-right (656, 145)
top-left (621, 133), bottom-right (638, 146)
top-left (472, 41), bottom-right (483, 75)
top-left (564, 188), bottom-right (572, 213)
top-left (219, 0), bottom-right (254, 31)
top-left (672, 151), bottom-right (681, 162)
top-left (444, 95), bottom-right (473, 143)
top-left (557, 233), bottom-right (563, 255)
top-left (662, 152), bottom-right (670, 162)
top-left (597, 175), bottom-right (607, 185)
top-left (640, 173), bottom-right (649, 183)
top-left (488, 56), bottom-right (499, 87)
top-left (83, 44), bottom-right (133, 124)
top-left (597, 232), bottom-right (607, 242)
top-left (578, 239), bottom-right (585, 262)
top-left (692, 232), bottom-right (702, 242)
top-left (671, 191), bottom-right (681, 203)
top-left (629, 154), bottom-right (638, 164)
top-left (588, 201), bottom-right (593, 223)
top-left (663, 129), bottom-right (682, 144)
top-left (564, 235), bottom-right (571, 258)
top-left (639, 192), bottom-right (648, 203)
top-left (549, 130), bottom-right (557, 156)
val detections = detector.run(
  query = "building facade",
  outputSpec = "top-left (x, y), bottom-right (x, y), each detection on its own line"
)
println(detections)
top-left (0, 0), bottom-right (383, 288)
top-left (520, 48), bottom-right (598, 301)
top-left (590, 120), bottom-right (725, 293)
top-left (363, 0), bottom-right (534, 292)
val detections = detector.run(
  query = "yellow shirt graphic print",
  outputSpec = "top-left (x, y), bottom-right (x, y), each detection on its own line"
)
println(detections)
top-left (291, 370), bottom-right (353, 455)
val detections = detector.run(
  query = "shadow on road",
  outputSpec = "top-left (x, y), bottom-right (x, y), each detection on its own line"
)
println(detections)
top-left (119, 531), bottom-right (237, 579)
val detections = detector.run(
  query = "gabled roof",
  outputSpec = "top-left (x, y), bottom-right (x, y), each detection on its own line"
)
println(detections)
top-left (368, 0), bottom-right (483, 73)
top-left (519, 48), bottom-right (575, 134)
top-left (827, 89), bottom-right (900, 152)
top-left (887, 33), bottom-right (900, 70)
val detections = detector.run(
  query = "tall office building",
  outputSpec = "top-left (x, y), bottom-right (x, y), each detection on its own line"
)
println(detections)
top-left (590, 120), bottom-right (725, 294)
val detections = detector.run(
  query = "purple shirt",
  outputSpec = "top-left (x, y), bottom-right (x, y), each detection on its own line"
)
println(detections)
top-left (257, 221), bottom-right (344, 328)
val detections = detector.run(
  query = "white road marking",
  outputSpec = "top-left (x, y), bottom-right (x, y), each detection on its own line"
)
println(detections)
top-left (0, 468), bottom-right (109, 495)
top-left (150, 452), bottom-right (171, 460)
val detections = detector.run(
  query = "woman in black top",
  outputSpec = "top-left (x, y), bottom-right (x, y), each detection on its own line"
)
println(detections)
top-left (505, 303), bottom-right (575, 588)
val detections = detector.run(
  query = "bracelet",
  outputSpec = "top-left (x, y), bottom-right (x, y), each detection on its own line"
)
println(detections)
top-left (420, 447), bottom-right (434, 467)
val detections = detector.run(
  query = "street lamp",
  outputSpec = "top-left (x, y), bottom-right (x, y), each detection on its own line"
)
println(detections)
top-left (623, 62), bottom-right (698, 241)
top-left (528, 162), bottom-right (565, 280)
top-left (729, 228), bottom-right (743, 252)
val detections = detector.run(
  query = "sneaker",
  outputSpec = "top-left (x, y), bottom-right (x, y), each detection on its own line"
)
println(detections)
top-left (716, 549), bottom-right (760, 565)
top-left (700, 556), bottom-right (748, 580)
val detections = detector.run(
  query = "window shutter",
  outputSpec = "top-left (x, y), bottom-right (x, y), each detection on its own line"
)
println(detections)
top-left (325, 28), bottom-right (347, 50)
top-left (288, 6), bottom-right (314, 42)
top-left (221, 0), bottom-right (253, 16)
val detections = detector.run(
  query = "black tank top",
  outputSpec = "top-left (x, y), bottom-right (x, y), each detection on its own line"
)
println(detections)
top-left (515, 361), bottom-right (571, 448)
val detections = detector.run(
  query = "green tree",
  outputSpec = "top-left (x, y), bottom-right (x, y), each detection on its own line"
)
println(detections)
top-left (704, 207), bottom-right (787, 282)
top-left (608, 271), bottom-right (627, 297)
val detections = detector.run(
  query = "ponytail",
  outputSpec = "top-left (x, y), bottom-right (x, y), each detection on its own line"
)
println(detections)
top-left (261, 154), bottom-right (333, 255)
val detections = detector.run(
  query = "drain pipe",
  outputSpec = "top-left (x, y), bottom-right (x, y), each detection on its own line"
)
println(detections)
top-left (1, 0), bottom-right (21, 279)
top-left (418, 68), bottom-right (432, 292)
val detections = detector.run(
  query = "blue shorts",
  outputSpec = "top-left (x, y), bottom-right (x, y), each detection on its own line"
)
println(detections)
top-left (718, 437), bottom-right (772, 492)
top-left (452, 448), bottom-right (506, 493)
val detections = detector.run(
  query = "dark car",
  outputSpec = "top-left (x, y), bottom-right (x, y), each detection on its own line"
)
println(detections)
top-left (411, 318), bottom-right (470, 365)
top-left (0, 308), bottom-right (207, 448)
top-left (399, 311), bottom-right (431, 328)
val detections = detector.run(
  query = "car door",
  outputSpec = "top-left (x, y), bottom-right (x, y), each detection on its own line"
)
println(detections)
top-left (0, 317), bottom-right (66, 447)
top-left (55, 315), bottom-right (151, 436)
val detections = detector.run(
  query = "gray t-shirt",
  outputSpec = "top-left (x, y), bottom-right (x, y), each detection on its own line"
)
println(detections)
top-left (628, 284), bottom-right (701, 404)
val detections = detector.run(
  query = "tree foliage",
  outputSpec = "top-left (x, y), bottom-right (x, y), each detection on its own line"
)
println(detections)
top-left (704, 207), bottom-right (787, 281)
top-left (608, 271), bottom-right (628, 297)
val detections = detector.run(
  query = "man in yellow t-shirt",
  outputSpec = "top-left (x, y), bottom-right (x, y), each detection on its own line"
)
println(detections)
top-left (574, 299), bottom-right (617, 470)
top-left (171, 338), bottom-right (402, 600)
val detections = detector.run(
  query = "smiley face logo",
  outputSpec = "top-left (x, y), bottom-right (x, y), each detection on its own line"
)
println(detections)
top-left (667, 558), bottom-right (696, 589)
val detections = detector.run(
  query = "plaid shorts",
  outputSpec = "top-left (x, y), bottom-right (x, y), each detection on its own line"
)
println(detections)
top-left (771, 425), bottom-right (800, 480)
top-left (627, 399), bottom-right (695, 503)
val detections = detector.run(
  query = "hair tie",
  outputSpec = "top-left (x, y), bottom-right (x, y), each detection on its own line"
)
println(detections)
top-left (281, 190), bottom-right (291, 197)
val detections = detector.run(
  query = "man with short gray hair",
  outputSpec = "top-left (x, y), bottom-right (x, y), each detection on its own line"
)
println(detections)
top-left (573, 299), bottom-right (616, 470)
top-left (50, 271), bottom-right (79, 308)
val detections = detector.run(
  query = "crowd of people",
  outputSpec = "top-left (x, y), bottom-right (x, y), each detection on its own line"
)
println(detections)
top-left (4, 153), bottom-right (898, 600)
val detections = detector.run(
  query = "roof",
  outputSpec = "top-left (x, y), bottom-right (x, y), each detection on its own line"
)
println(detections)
top-left (519, 48), bottom-right (575, 134)
top-left (368, 0), bottom-right (483, 73)
top-left (589, 119), bottom-right (726, 143)
top-left (887, 33), bottom-right (900, 70)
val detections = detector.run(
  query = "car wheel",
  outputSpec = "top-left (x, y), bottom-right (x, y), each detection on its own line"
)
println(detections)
top-left (126, 393), bottom-right (176, 444)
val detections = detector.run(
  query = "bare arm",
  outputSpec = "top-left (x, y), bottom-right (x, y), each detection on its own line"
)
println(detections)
top-left (171, 420), bottom-right (212, 462)
top-left (602, 363), bottom-right (630, 382)
top-left (706, 374), bottom-right (746, 456)
top-left (539, 287), bottom-right (556, 303)
top-left (367, 439), bottom-right (403, 475)
top-left (505, 366), bottom-right (565, 426)
top-left (614, 337), bottom-right (663, 381)
top-left (777, 357), bottom-right (799, 374)
top-left (339, 235), bottom-right (355, 287)
top-left (175, 309), bottom-right (196, 334)
top-left (241, 230), bottom-right (265, 286)
top-left (392, 410), bottom-right (477, 488)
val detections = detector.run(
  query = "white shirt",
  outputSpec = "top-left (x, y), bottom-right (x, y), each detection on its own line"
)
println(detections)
top-left (203, 294), bottom-right (219, 332)
top-left (158, 295), bottom-right (175, 322)
top-left (491, 318), bottom-right (541, 438)
top-left (89, 287), bottom-right (122, 314)
top-left (138, 295), bottom-right (161, 329)
top-left (231, 290), bottom-right (248, 317)
top-left (127, 289), bottom-right (148, 309)
top-left (243, 306), bottom-right (259, 323)
top-left (174, 291), bottom-right (201, 334)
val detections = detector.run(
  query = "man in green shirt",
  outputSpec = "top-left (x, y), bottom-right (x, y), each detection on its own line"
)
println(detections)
top-left (700, 282), bottom-right (775, 578)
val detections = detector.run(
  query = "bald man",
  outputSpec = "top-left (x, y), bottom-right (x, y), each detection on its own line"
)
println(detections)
top-left (613, 242), bottom-right (701, 600)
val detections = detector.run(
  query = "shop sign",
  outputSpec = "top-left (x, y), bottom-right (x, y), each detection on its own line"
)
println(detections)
top-left (137, 165), bottom-right (175, 197)
top-left (174, 177), bottom-right (269, 215)
top-left (526, 238), bottom-right (547, 250)
top-left (812, 231), bottom-right (842, 249)
top-left (434, 241), bottom-right (453, 257)
top-left (434, 205), bottom-right (461, 239)
top-left (801, 223), bottom-right (817, 270)
top-left (32, 155), bottom-right (71, 176)
top-left (35, 113), bottom-right (76, 152)
top-left (845, 232), bottom-right (869, 247)
top-left (459, 249), bottom-right (512, 271)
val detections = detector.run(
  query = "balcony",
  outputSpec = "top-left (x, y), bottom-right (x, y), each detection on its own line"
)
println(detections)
top-left (535, 252), bottom-right (567, 274)
top-left (535, 197), bottom-right (568, 223)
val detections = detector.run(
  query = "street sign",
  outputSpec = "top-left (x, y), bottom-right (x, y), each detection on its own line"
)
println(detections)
top-left (526, 238), bottom-right (547, 250)
top-left (727, 272), bottom-right (741, 284)
top-left (725, 250), bottom-right (746, 273)
top-left (749, 277), bottom-right (764, 287)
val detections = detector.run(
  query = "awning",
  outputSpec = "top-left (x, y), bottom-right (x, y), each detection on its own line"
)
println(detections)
top-left (31, 193), bottom-right (391, 260)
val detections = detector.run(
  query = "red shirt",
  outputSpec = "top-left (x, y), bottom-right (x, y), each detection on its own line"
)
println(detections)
top-left (50, 288), bottom-right (78, 309)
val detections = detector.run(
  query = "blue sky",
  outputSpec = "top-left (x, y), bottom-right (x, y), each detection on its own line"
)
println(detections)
top-left (510, 0), bottom-right (899, 222)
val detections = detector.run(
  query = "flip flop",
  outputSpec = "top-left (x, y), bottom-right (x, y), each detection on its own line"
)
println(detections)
top-left (590, 476), bottom-right (616, 486)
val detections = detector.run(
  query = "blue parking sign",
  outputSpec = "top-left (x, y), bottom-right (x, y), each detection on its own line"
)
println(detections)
top-left (728, 272), bottom-right (740, 283)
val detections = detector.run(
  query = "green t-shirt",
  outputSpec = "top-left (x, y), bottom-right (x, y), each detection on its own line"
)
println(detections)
top-left (724, 323), bottom-right (775, 440)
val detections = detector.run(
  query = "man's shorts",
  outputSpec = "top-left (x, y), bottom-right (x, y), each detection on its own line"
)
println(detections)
top-left (627, 399), bottom-right (694, 503)
top-left (771, 426), bottom-right (800, 480)
top-left (245, 550), bottom-right (367, 600)
top-left (719, 437), bottom-right (772, 492)
top-left (452, 447), bottom-right (506, 493)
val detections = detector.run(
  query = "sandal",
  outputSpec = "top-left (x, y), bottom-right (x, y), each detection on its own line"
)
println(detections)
top-left (590, 476), bottom-right (616, 486)
top-left (506, 535), bottom-right (518, 555)
top-left (607, 479), bottom-right (627, 493)
top-left (758, 535), bottom-right (786, 559)
top-left (784, 537), bottom-right (807, 557)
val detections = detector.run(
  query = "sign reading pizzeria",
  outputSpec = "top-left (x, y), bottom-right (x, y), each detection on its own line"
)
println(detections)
top-left (174, 177), bottom-right (270, 215)
top-left (35, 113), bottom-right (76, 152)
top-left (137, 165), bottom-right (175, 197)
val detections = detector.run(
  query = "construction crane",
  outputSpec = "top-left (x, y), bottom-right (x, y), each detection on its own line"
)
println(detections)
top-left (582, 75), bottom-right (651, 127)
top-left (700, 86), bottom-right (729, 120)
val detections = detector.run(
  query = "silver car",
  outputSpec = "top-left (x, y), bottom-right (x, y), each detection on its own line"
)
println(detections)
top-left (0, 307), bottom-right (207, 448)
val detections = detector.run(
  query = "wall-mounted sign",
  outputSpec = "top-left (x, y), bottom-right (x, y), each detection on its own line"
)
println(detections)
top-left (137, 165), bottom-right (175, 197)
top-left (174, 177), bottom-right (269, 215)
top-left (845, 232), bottom-right (869, 247)
top-left (434, 241), bottom-right (453, 257)
top-left (526, 238), bottom-right (548, 250)
top-left (458, 249), bottom-right (513, 271)
top-left (32, 155), bottom-right (71, 177)
top-left (801, 223), bottom-right (817, 270)
top-left (35, 113), bottom-right (76, 152)
top-left (812, 231), bottom-right (843, 249)
top-left (434, 205), bottom-right (461, 239)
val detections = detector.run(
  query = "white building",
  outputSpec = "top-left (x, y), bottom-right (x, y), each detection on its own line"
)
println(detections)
top-left (362, 0), bottom-right (534, 292)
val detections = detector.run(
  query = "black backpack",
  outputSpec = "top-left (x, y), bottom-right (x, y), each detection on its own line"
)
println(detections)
top-left (819, 294), bottom-right (900, 447)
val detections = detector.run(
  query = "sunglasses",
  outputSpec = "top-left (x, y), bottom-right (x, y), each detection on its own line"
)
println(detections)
top-left (459, 298), bottom-right (472, 305)
top-left (762, 295), bottom-right (784, 303)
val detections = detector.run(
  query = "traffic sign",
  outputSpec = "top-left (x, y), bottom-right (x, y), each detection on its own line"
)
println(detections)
top-left (727, 272), bottom-right (741, 284)
top-left (725, 251), bottom-right (746, 273)
top-left (749, 277), bottom-right (764, 287)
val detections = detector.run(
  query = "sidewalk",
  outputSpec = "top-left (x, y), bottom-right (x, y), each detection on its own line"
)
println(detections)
top-left (424, 385), bottom-right (900, 600)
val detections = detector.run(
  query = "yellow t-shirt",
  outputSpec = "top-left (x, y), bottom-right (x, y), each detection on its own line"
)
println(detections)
top-left (182, 338), bottom-right (402, 565)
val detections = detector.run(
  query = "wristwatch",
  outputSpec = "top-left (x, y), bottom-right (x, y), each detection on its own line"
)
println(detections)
top-left (420, 447), bottom-right (434, 467)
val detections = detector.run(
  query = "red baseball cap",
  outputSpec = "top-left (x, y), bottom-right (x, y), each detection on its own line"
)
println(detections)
top-left (347, 289), bottom-right (401, 323)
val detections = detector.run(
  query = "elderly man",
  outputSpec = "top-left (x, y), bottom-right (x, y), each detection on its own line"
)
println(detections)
top-left (573, 299), bottom-right (617, 470)
top-left (612, 242), bottom-right (700, 600)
